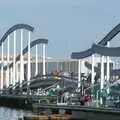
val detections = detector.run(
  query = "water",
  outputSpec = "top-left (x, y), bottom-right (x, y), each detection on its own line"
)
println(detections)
top-left (0, 107), bottom-right (89, 120)
top-left (0, 107), bottom-right (33, 120)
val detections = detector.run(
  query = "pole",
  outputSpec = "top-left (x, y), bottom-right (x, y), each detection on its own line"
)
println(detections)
top-left (91, 54), bottom-right (95, 84)
top-left (100, 56), bottom-right (104, 105)
top-left (7, 35), bottom-right (10, 87)
top-left (13, 31), bottom-right (16, 86)
top-left (106, 42), bottom-right (110, 81)
top-left (35, 44), bottom-right (38, 75)
top-left (20, 29), bottom-right (24, 85)
top-left (43, 44), bottom-right (46, 76)
top-left (27, 31), bottom-right (31, 84)
top-left (100, 56), bottom-right (104, 90)
top-left (107, 42), bottom-right (110, 94)
top-left (78, 59), bottom-right (81, 88)
top-left (1, 42), bottom-right (3, 89)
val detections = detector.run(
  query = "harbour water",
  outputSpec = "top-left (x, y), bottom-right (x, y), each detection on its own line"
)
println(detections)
top-left (0, 107), bottom-right (33, 120)
top-left (0, 106), bottom-right (74, 120)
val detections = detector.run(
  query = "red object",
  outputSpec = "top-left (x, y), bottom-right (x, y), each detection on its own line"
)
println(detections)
top-left (53, 72), bottom-right (60, 76)
top-left (84, 94), bottom-right (90, 102)
top-left (57, 92), bottom-right (62, 97)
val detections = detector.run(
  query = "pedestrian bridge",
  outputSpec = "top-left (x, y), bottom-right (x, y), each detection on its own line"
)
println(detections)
top-left (0, 23), bottom-right (120, 109)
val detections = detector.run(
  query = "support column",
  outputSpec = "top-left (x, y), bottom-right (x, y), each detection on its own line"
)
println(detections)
top-left (91, 54), bottom-right (95, 84)
top-left (13, 31), bottom-right (16, 86)
top-left (106, 42), bottom-right (110, 81)
top-left (35, 44), bottom-right (38, 75)
top-left (1, 42), bottom-right (3, 89)
top-left (78, 59), bottom-right (81, 88)
top-left (100, 56), bottom-right (104, 90)
top-left (7, 35), bottom-right (10, 87)
top-left (43, 44), bottom-right (46, 76)
top-left (100, 56), bottom-right (105, 105)
top-left (27, 31), bottom-right (31, 84)
top-left (20, 29), bottom-right (24, 85)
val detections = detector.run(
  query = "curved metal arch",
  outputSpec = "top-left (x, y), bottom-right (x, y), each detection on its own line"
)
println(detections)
top-left (22, 38), bottom-right (48, 54)
top-left (98, 23), bottom-right (120, 45)
top-left (71, 23), bottom-right (120, 59)
top-left (92, 43), bottom-right (120, 57)
top-left (71, 48), bottom-right (93, 59)
top-left (6, 38), bottom-right (48, 68)
top-left (0, 24), bottom-right (34, 46)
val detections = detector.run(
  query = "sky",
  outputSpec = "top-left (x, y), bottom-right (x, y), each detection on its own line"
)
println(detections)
top-left (0, 0), bottom-right (120, 58)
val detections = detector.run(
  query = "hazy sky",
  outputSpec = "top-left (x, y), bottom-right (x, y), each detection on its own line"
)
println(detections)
top-left (0, 0), bottom-right (120, 58)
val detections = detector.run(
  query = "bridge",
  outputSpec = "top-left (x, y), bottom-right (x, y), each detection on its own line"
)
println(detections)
top-left (0, 23), bottom-right (79, 96)
top-left (0, 23), bottom-right (120, 119)
top-left (72, 23), bottom-right (120, 105)
top-left (0, 24), bottom-right (47, 89)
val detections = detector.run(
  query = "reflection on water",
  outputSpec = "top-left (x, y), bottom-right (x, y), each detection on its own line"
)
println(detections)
top-left (0, 107), bottom-right (32, 120)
